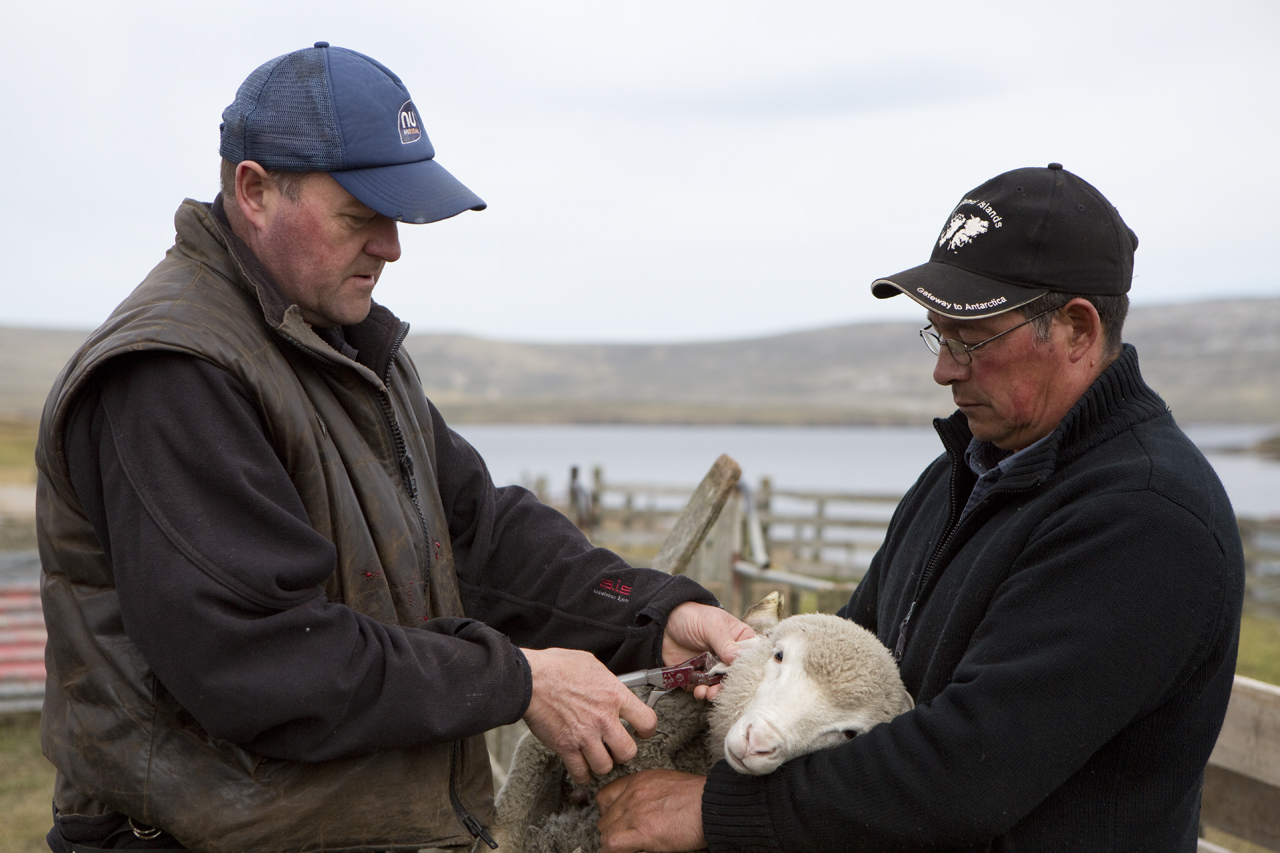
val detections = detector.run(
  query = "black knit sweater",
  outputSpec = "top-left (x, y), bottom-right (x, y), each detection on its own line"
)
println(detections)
top-left (702, 345), bottom-right (1244, 852)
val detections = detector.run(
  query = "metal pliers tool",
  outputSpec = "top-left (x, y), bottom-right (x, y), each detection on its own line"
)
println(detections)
top-left (617, 651), bottom-right (726, 707)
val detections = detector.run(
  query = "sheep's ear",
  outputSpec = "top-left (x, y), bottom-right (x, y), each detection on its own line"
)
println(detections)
top-left (897, 691), bottom-right (916, 715)
top-left (741, 591), bottom-right (784, 632)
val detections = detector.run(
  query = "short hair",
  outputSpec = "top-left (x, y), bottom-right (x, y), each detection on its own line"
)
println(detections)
top-left (1020, 291), bottom-right (1129, 357)
top-left (219, 158), bottom-right (311, 204)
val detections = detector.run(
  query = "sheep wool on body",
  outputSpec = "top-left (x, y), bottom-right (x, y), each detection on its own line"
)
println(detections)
top-left (482, 606), bottom-right (912, 853)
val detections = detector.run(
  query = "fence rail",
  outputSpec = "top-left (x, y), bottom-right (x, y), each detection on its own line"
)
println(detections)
top-left (0, 577), bottom-right (45, 713)
top-left (580, 467), bottom-right (1280, 612)
top-left (1201, 675), bottom-right (1280, 851)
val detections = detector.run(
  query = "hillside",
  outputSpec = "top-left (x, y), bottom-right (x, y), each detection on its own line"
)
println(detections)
top-left (3, 297), bottom-right (1278, 425)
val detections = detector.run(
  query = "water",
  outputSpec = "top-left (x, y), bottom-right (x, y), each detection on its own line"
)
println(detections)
top-left (453, 422), bottom-right (1280, 520)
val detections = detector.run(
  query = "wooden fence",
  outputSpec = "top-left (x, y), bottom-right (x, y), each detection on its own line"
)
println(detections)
top-left (1201, 676), bottom-right (1280, 851)
top-left (580, 467), bottom-right (1280, 616)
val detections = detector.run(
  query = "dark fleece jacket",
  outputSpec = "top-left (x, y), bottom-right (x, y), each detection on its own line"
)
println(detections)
top-left (701, 345), bottom-right (1244, 853)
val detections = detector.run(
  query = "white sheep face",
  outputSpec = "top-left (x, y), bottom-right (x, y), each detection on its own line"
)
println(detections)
top-left (711, 614), bottom-right (914, 776)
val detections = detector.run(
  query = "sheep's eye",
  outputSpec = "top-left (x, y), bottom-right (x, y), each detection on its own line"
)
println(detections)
top-left (772, 649), bottom-right (784, 663)
top-left (842, 730), bottom-right (858, 740)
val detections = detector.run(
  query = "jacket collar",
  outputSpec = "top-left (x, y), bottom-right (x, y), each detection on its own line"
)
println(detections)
top-left (206, 195), bottom-right (410, 385)
top-left (935, 344), bottom-right (1168, 493)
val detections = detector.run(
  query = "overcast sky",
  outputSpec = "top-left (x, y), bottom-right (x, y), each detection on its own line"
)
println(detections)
top-left (3, 1), bottom-right (1277, 342)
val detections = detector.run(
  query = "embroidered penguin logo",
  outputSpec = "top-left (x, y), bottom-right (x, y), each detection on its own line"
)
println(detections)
top-left (398, 101), bottom-right (422, 144)
top-left (938, 213), bottom-right (989, 251)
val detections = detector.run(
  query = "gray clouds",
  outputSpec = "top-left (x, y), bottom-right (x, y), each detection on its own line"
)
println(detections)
top-left (2, 0), bottom-right (1276, 341)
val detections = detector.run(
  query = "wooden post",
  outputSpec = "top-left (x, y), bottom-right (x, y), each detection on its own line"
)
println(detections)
top-left (592, 466), bottom-right (603, 529)
top-left (1201, 675), bottom-right (1280, 850)
top-left (759, 477), bottom-right (772, 542)
top-left (569, 465), bottom-right (588, 531)
top-left (812, 497), bottom-right (826, 563)
top-left (652, 454), bottom-right (742, 577)
top-left (686, 489), bottom-right (741, 611)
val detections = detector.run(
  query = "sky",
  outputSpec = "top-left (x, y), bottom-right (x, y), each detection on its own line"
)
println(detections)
top-left (3, 1), bottom-right (1277, 342)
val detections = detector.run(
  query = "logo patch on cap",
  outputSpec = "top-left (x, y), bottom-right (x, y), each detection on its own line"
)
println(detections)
top-left (938, 213), bottom-right (988, 251)
top-left (398, 100), bottom-right (422, 145)
top-left (937, 197), bottom-right (1003, 252)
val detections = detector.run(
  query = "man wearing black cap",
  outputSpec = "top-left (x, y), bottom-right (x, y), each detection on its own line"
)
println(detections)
top-left (598, 165), bottom-right (1244, 852)
top-left (35, 44), bottom-right (749, 853)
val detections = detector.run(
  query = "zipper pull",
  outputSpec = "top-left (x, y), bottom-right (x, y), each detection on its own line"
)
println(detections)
top-left (463, 814), bottom-right (498, 849)
top-left (894, 601), bottom-right (916, 663)
top-left (400, 453), bottom-right (419, 498)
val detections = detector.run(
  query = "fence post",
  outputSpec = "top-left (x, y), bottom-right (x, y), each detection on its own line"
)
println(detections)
top-left (592, 466), bottom-right (603, 529)
top-left (813, 497), bottom-right (826, 563)
top-left (759, 476), bottom-right (772, 545)
top-left (652, 454), bottom-right (742, 577)
top-left (569, 465), bottom-right (590, 531)
top-left (687, 490), bottom-right (741, 612)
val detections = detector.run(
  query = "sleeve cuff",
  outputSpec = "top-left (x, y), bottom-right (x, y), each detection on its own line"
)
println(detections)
top-left (637, 573), bottom-right (722, 666)
top-left (702, 760), bottom-right (782, 853)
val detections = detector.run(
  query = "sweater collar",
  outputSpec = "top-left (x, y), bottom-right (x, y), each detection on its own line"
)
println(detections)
top-left (935, 344), bottom-right (1168, 491)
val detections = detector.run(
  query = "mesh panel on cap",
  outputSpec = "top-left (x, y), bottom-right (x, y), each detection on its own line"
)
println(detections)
top-left (220, 54), bottom-right (286, 164)
top-left (220, 50), bottom-right (344, 171)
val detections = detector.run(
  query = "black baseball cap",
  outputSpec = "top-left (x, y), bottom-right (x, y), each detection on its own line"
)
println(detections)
top-left (220, 43), bottom-right (485, 225)
top-left (871, 164), bottom-right (1138, 319)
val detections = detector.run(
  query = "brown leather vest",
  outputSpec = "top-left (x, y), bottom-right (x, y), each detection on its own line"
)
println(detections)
top-left (35, 199), bottom-right (495, 853)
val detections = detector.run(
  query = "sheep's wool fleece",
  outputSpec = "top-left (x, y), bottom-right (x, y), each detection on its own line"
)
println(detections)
top-left (487, 688), bottom-right (714, 853)
top-left (485, 613), bottom-right (909, 853)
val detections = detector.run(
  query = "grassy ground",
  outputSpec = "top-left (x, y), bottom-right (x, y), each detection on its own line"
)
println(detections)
top-left (0, 714), bottom-right (52, 853)
top-left (0, 420), bottom-right (37, 485)
top-left (1238, 607), bottom-right (1280, 684)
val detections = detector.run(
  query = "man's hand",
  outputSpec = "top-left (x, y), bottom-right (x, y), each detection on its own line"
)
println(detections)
top-left (522, 647), bottom-right (658, 784)
top-left (663, 601), bottom-right (756, 700)
top-left (597, 769), bottom-right (707, 853)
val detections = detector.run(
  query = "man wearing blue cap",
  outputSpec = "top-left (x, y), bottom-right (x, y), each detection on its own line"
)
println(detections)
top-left (598, 165), bottom-right (1244, 852)
top-left (35, 44), bottom-right (750, 853)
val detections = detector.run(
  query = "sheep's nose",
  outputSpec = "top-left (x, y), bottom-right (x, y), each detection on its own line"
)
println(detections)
top-left (743, 723), bottom-right (778, 758)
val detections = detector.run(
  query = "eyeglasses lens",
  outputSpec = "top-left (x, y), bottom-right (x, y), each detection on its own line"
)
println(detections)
top-left (919, 327), bottom-right (973, 365)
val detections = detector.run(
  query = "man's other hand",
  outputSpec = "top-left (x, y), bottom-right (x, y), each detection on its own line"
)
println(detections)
top-left (521, 647), bottom-right (657, 784)
top-left (597, 769), bottom-right (706, 853)
top-left (663, 601), bottom-right (756, 700)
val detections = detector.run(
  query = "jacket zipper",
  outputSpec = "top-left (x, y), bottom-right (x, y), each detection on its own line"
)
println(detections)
top-left (279, 325), bottom-right (434, 583)
top-left (381, 364), bottom-right (495, 847)
top-left (895, 456), bottom-right (964, 662)
top-left (376, 324), bottom-right (434, 584)
top-left (285, 326), bottom-right (488, 842)
top-left (893, 436), bottom-right (1039, 662)
top-left (451, 740), bottom-right (497, 848)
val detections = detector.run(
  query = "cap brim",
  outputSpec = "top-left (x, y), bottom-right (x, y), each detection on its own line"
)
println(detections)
top-left (331, 158), bottom-right (486, 224)
top-left (871, 260), bottom-right (1047, 320)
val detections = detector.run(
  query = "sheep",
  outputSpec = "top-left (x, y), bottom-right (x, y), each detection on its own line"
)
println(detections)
top-left (711, 611), bottom-right (914, 776)
top-left (480, 596), bottom-right (912, 853)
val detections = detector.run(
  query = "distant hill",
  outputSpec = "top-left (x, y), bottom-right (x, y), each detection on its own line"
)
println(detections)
top-left (3, 297), bottom-right (1279, 425)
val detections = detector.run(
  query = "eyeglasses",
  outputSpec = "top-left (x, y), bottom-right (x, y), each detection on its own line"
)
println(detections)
top-left (920, 307), bottom-right (1059, 365)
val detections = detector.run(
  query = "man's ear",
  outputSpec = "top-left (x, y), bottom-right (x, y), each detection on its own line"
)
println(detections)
top-left (1060, 298), bottom-right (1102, 363)
top-left (233, 160), bottom-right (274, 233)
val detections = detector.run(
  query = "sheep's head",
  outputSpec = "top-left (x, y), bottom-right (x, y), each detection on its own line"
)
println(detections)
top-left (709, 613), bottom-right (913, 776)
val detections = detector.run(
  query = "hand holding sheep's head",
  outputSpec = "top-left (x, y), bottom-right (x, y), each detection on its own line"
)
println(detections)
top-left (709, 612), bottom-right (914, 776)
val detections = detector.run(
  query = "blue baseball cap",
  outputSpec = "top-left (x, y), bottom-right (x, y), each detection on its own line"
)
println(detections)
top-left (220, 42), bottom-right (485, 224)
